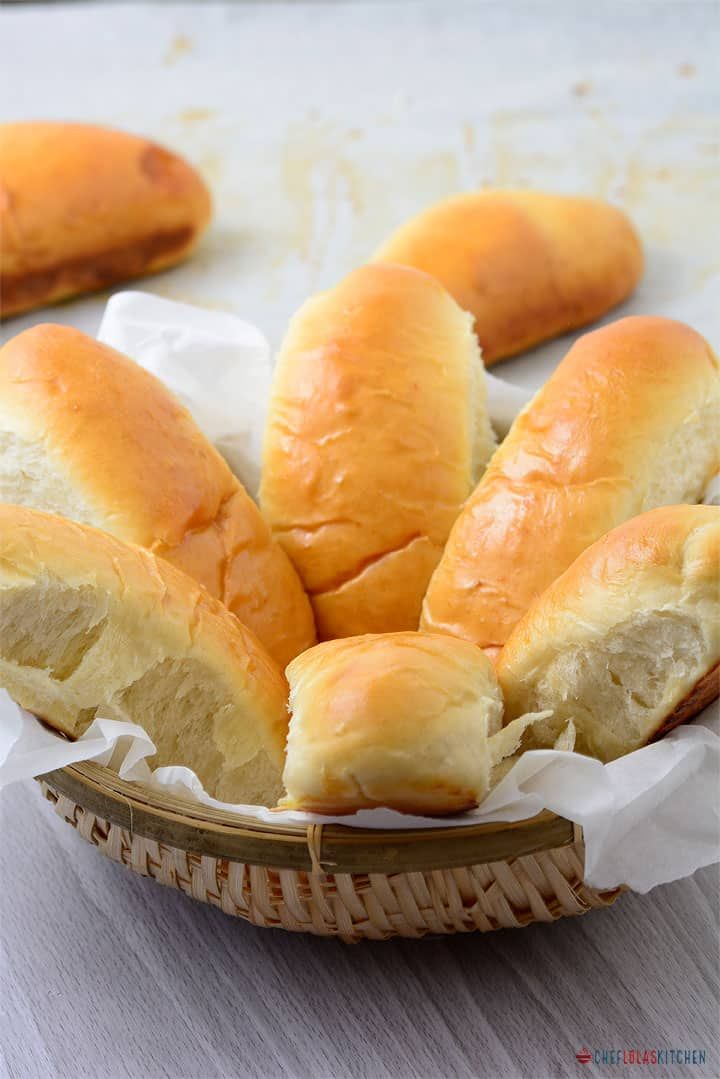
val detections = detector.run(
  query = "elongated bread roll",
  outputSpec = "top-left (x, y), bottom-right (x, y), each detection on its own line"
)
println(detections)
top-left (260, 263), bottom-right (495, 640)
top-left (281, 633), bottom-right (505, 815)
top-left (422, 317), bottom-right (720, 654)
top-left (0, 505), bottom-right (289, 805)
top-left (375, 190), bottom-right (643, 365)
top-left (497, 506), bottom-right (720, 761)
top-left (0, 324), bottom-right (316, 667)
top-left (0, 122), bottom-right (211, 318)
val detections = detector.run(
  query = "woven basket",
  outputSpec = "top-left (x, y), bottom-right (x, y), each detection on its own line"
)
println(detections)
top-left (37, 761), bottom-right (621, 941)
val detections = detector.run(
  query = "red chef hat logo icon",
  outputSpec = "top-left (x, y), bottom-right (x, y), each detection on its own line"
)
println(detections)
top-left (575, 1047), bottom-right (592, 1064)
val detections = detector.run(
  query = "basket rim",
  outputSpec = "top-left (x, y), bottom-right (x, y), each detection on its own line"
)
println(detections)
top-left (40, 761), bottom-right (577, 874)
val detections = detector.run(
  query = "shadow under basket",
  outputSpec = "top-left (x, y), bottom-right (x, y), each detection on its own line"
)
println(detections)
top-left (38, 762), bottom-right (622, 942)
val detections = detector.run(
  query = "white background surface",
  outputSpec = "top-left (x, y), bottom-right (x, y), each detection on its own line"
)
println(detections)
top-left (0, 2), bottom-right (718, 1077)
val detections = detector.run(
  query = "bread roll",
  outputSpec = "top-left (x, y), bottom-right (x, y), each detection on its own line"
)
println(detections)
top-left (0, 324), bottom-right (316, 667)
top-left (281, 632), bottom-right (505, 815)
top-left (497, 506), bottom-right (720, 761)
top-left (260, 263), bottom-right (495, 640)
top-left (375, 190), bottom-right (643, 365)
top-left (0, 122), bottom-right (211, 317)
top-left (0, 505), bottom-right (288, 805)
top-left (421, 317), bottom-right (720, 655)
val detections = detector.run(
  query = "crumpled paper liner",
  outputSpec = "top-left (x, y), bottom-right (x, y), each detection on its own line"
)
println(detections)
top-left (1, 691), bottom-right (717, 893)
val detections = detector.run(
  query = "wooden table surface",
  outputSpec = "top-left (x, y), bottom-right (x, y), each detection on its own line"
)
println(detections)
top-left (1, 782), bottom-right (718, 1079)
top-left (1, 2), bottom-right (718, 1076)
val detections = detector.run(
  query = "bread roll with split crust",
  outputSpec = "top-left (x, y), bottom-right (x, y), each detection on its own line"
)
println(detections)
top-left (497, 505), bottom-right (720, 762)
top-left (421, 317), bottom-right (720, 656)
top-left (0, 122), bottom-right (211, 317)
top-left (0, 324), bottom-right (316, 668)
top-left (0, 505), bottom-right (289, 806)
top-left (260, 263), bottom-right (495, 640)
top-left (281, 633), bottom-right (506, 815)
top-left (374, 190), bottom-right (643, 365)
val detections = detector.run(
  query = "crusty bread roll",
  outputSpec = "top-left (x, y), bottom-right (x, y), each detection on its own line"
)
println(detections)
top-left (281, 632), bottom-right (505, 815)
top-left (0, 324), bottom-right (315, 668)
top-left (374, 190), bottom-right (643, 365)
top-left (0, 505), bottom-right (289, 805)
top-left (260, 263), bottom-right (495, 640)
top-left (0, 122), bottom-right (211, 318)
top-left (497, 506), bottom-right (720, 762)
top-left (421, 317), bottom-right (720, 655)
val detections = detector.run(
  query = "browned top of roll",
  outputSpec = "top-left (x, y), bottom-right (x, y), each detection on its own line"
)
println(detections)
top-left (375, 190), bottom-right (643, 364)
top-left (260, 262), bottom-right (495, 640)
top-left (0, 122), bottom-right (212, 316)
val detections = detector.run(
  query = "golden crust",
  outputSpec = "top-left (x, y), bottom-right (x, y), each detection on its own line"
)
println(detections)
top-left (0, 324), bottom-right (316, 667)
top-left (421, 317), bottom-right (720, 651)
top-left (0, 122), bottom-right (212, 317)
top-left (260, 263), bottom-right (493, 640)
top-left (375, 190), bottom-right (643, 365)
top-left (282, 632), bottom-right (502, 815)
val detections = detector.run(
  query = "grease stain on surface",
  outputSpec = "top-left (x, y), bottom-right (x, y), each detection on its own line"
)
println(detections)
top-left (151, 286), bottom-right (238, 313)
top-left (572, 80), bottom-right (593, 97)
top-left (178, 107), bottom-right (216, 125)
top-left (279, 116), bottom-right (467, 277)
top-left (281, 119), bottom-right (366, 263)
top-left (677, 62), bottom-right (696, 78)
top-left (491, 109), bottom-right (552, 187)
top-left (414, 151), bottom-right (461, 192)
top-left (164, 33), bottom-right (193, 66)
top-left (619, 115), bottom-right (719, 256)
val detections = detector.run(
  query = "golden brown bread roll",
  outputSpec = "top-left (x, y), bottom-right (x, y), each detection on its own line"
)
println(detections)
top-left (0, 121), bottom-right (211, 317)
top-left (0, 505), bottom-right (288, 806)
top-left (497, 506), bottom-right (720, 761)
top-left (281, 632), bottom-right (506, 815)
top-left (421, 317), bottom-right (720, 655)
top-left (375, 190), bottom-right (643, 365)
top-left (0, 324), bottom-right (316, 667)
top-left (260, 263), bottom-right (495, 640)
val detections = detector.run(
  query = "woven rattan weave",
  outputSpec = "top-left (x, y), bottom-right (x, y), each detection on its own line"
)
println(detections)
top-left (38, 761), bottom-right (621, 941)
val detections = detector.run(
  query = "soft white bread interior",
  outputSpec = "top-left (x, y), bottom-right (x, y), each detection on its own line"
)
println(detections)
top-left (260, 263), bottom-right (495, 641)
top-left (497, 505), bottom-right (720, 762)
top-left (0, 504), bottom-right (289, 806)
top-left (281, 632), bottom-right (506, 815)
top-left (0, 324), bottom-right (315, 668)
top-left (422, 317), bottom-right (720, 656)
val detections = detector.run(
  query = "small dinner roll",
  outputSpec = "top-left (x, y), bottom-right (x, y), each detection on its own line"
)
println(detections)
top-left (260, 263), bottom-right (495, 640)
top-left (375, 190), bottom-right (643, 365)
top-left (0, 505), bottom-right (289, 806)
top-left (498, 506), bottom-right (720, 762)
top-left (0, 122), bottom-right (211, 317)
top-left (422, 317), bottom-right (720, 655)
top-left (0, 324), bottom-right (315, 667)
top-left (281, 633), bottom-right (505, 815)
